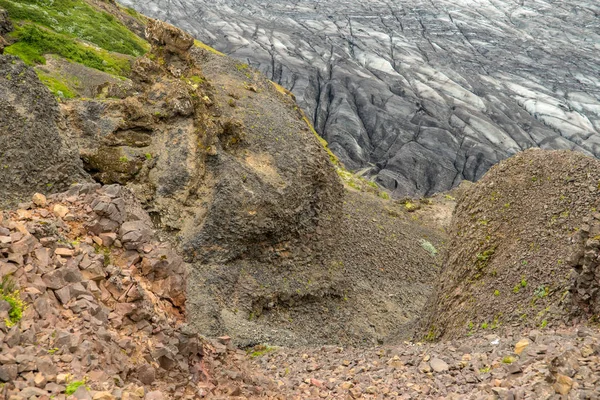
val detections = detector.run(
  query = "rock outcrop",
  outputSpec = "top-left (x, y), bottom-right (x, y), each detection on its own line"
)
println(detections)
top-left (0, 56), bottom-right (89, 208)
top-left (61, 18), bottom-right (446, 347)
top-left (420, 149), bottom-right (600, 339)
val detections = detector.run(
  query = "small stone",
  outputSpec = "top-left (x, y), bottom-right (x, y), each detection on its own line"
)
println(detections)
top-left (19, 387), bottom-right (48, 398)
top-left (418, 362), bottom-right (432, 373)
top-left (0, 364), bottom-right (18, 382)
top-left (310, 378), bottom-right (323, 387)
top-left (514, 339), bottom-right (530, 355)
top-left (72, 385), bottom-right (92, 400)
top-left (34, 373), bottom-right (47, 388)
top-left (507, 363), bottom-right (522, 374)
top-left (32, 193), bottom-right (47, 207)
top-left (56, 373), bottom-right (69, 384)
top-left (429, 358), bottom-right (449, 373)
top-left (365, 386), bottom-right (377, 394)
top-left (53, 204), bottom-right (70, 218)
top-left (92, 391), bottom-right (116, 400)
top-left (99, 232), bottom-right (117, 247)
top-left (55, 248), bottom-right (75, 257)
top-left (554, 374), bottom-right (573, 395)
top-left (145, 391), bottom-right (164, 400)
top-left (136, 364), bottom-right (155, 385)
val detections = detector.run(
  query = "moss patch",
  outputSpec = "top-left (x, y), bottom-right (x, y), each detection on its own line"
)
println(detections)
top-left (5, 23), bottom-right (132, 76)
top-left (65, 380), bottom-right (87, 396)
top-left (1, 277), bottom-right (25, 327)
top-left (193, 39), bottom-right (224, 56)
top-left (0, 0), bottom-right (148, 57)
top-left (35, 70), bottom-right (76, 98)
top-left (247, 344), bottom-right (276, 358)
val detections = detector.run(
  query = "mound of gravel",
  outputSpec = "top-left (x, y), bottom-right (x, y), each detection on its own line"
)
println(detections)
top-left (420, 149), bottom-right (600, 340)
top-left (0, 56), bottom-right (89, 208)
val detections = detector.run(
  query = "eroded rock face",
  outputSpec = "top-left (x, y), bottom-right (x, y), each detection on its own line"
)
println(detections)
top-left (0, 55), bottom-right (89, 208)
top-left (63, 20), bottom-right (445, 347)
top-left (419, 149), bottom-right (600, 340)
top-left (64, 19), bottom-right (343, 266)
top-left (119, 0), bottom-right (600, 196)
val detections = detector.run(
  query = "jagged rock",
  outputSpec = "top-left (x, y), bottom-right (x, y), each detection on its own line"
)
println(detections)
top-left (4, 325), bottom-right (20, 347)
top-left (119, 221), bottom-right (152, 250)
top-left (145, 19), bottom-right (193, 55)
top-left (0, 364), bottom-right (17, 382)
top-left (72, 385), bottom-right (92, 400)
top-left (0, 7), bottom-right (12, 35)
top-left (42, 270), bottom-right (67, 290)
top-left (136, 364), bottom-right (155, 385)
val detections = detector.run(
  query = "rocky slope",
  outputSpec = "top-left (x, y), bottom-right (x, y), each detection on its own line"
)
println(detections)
top-left (420, 149), bottom-right (600, 340)
top-left (120, 0), bottom-right (600, 197)
top-left (248, 325), bottom-right (600, 399)
top-left (0, 0), bottom-right (447, 349)
top-left (1, 1), bottom-right (600, 399)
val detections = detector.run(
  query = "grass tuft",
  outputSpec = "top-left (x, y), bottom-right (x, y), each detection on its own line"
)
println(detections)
top-left (35, 70), bottom-right (76, 98)
top-left (0, 276), bottom-right (26, 327)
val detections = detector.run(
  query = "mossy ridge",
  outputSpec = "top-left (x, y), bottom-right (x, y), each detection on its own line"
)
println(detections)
top-left (5, 23), bottom-right (133, 76)
top-left (193, 39), bottom-right (225, 56)
top-left (0, 0), bottom-right (149, 57)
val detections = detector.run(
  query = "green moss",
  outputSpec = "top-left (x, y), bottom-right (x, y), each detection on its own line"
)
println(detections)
top-left (120, 5), bottom-right (145, 23)
top-left (502, 356), bottom-right (515, 364)
top-left (424, 326), bottom-right (437, 342)
top-left (302, 115), bottom-right (340, 166)
top-left (404, 201), bottom-right (419, 212)
top-left (248, 344), bottom-right (275, 358)
top-left (494, 290), bottom-right (500, 296)
top-left (193, 39), bottom-right (225, 56)
top-left (0, 0), bottom-right (148, 57)
top-left (378, 191), bottom-right (390, 200)
top-left (481, 322), bottom-right (488, 329)
top-left (479, 366), bottom-right (491, 373)
top-left (475, 247), bottom-right (496, 270)
top-left (65, 380), bottom-right (86, 396)
top-left (35, 70), bottom-right (76, 98)
top-left (1, 277), bottom-right (25, 327)
top-left (5, 24), bottom-right (132, 76)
